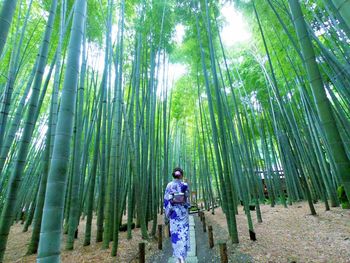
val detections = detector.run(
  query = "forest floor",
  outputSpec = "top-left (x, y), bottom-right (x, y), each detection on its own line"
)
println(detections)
top-left (4, 201), bottom-right (350, 262)
top-left (205, 201), bottom-right (350, 263)
top-left (4, 215), bottom-right (160, 263)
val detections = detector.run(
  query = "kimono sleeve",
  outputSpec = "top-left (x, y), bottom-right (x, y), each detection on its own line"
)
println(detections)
top-left (164, 183), bottom-right (173, 219)
top-left (181, 182), bottom-right (191, 209)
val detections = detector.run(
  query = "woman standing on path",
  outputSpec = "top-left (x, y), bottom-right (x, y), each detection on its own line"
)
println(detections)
top-left (164, 167), bottom-right (190, 263)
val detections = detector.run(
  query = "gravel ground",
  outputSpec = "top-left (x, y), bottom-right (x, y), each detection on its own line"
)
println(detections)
top-left (147, 224), bottom-right (173, 263)
top-left (4, 202), bottom-right (350, 262)
top-left (4, 216), bottom-right (158, 263)
top-left (205, 201), bottom-right (350, 263)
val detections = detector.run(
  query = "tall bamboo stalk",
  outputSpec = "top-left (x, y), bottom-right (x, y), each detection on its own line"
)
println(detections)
top-left (37, 0), bottom-right (86, 261)
top-left (288, 0), bottom-right (350, 201)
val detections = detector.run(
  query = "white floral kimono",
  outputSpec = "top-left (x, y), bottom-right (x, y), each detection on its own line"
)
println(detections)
top-left (164, 179), bottom-right (190, 260)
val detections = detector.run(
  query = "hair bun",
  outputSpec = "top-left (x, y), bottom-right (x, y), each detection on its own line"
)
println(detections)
top-left (172, 167), bottom-right (183, 178)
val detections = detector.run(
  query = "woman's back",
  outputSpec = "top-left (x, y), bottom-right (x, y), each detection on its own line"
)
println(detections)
top-left (164, 168), bottom-right (190, 263)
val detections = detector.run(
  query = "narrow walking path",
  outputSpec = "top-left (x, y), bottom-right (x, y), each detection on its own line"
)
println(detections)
top-left (192, 215), bottom-right (218, 262)
top-left (167, 215), bottom-right (198, 262)
top-left (148, 214), bottom-right (215, 263)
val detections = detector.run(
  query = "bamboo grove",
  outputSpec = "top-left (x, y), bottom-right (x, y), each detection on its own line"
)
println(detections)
top-left (0, 0), bottom-right (349, 261)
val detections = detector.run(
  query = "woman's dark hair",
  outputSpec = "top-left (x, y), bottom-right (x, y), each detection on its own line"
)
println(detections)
top-left (172, 167), bottom-right (183, 178)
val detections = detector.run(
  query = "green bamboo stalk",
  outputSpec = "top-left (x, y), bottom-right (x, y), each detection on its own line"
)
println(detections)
top-left (288, 0), bottom-right (350, 201)
top-left (0, 0), bottom-right (19, 57)
top-left (26, 109), bottom-right (54, 255)
top-left (37, 0), bottom-right (86, 261)
top-left (84, 94), bottom-right (102, 246)
top-left (194, 0), bottom-right (238, 242)
top-left (66, 27), bottom-right (86, 250)
top-left (0, 1), bottom-right (58, 260)
top-left (330, 0), bottom-right (350, 29)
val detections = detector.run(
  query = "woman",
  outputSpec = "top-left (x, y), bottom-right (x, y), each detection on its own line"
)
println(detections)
top-left (164, 167), bottom-right (190, 263)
